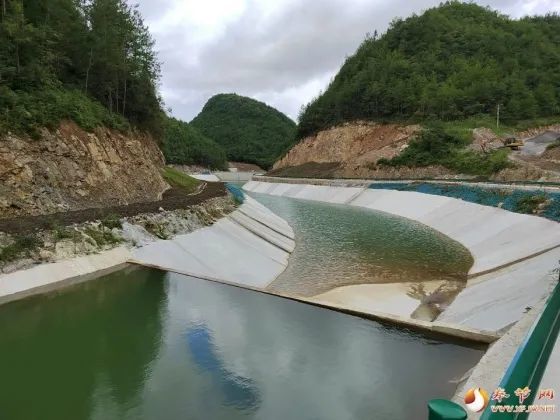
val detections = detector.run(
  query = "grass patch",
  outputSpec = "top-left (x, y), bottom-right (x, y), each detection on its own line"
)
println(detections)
top-left (438, 116), bottom-right (560, 143)
top-left (84, 227), bottom-right (122, 247)
top-left (101, 214), bottom-right (123, 230)
top-left (161, 166), bottom-right (201, 193)
top-left (46, 219), bottom-right (75, 242)
top-left (144, 221), bottom-right (170, 240)
top-left (514, 194), bottom-right (548, 214)
top-left (0, 234), bottom-right (43, 264)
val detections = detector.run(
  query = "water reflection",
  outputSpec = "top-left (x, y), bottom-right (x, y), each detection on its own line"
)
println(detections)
top-left (0, 266), bottom-right (166, 420)
top-left (186, 326), bottom-right (261, 411)
top-left (0, 268), bottom-right (484, 420)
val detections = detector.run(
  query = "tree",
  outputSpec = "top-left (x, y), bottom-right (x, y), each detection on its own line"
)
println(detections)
top-left (297, 2), bottom-right (560, 138)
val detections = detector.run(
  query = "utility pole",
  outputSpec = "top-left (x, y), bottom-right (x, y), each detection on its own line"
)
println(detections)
top-left (497, 104), bottom-right (501, 129)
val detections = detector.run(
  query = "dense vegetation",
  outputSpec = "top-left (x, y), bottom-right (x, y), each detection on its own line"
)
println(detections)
top-left (378, 126), bottom-right (511, 176)
top-left (162, 117), bottom-right (227, 170)
top-left (191, 94), bottom-right (297, 169)
top-left (0, 0), bottom-right (163, 137)
top-left (298, 2), bottom-right (560, 139)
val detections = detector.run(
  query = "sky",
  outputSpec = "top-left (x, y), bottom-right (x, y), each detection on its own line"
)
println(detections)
top-left (134, 0), bottom-right (560, 122)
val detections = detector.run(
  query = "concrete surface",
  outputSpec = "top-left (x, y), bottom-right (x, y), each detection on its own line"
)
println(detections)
top-left (131, 196), bottom-right (295, 289)
top-left (190, 174), bottom-right (221, 182)
top-left (312, 281), bottom-right (445, 319)
top-left (452, 293), bottom-right (552, 419)
top-left (214, 171), bottom-right (257, 182)
top-left (537, 332), bottom-right (560, 391)
top-left (244, 179), bottom-right (560, 335)
top-left (0, 196), bottom-right (295, 304)
top-left (244, 180), bottom-right (560, 276)
top-left (0, 247), bottom-right (132, 305)
top-left (439, 248), bottom-right (560, 332)
top-left (520, 131), bottom-right (560, 156)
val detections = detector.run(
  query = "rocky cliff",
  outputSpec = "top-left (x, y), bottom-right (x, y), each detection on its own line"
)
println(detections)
top-left (0, 121), bottom-right (168, 218)
top-left (274, 122), bottom-right (420, 170)
top-left (270, 122), bottom-right (436, 179)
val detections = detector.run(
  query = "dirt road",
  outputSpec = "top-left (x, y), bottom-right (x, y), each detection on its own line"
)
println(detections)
top-left (0, 182), bottom-right (227, 235)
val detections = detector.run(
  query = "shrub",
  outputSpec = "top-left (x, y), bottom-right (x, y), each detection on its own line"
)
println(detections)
top-left (515, 194), bottom-right (548, 214)
top-left (0, 234), bottom-right (43, 263)
top-left (84, 227), bottom-right (121, 247)
top-left (101, 214), bottom-right (123, 230)
top-left (0, 88), bottom-right (129, 137)
top-left (162, 117), bottom-right (228, 170)
top-left (379, 127), bottom-right (511, 176)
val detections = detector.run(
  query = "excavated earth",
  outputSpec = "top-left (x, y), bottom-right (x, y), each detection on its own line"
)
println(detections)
top-left (269, 122), bottom-right (457, 179)
top-left (270, 121), bottom-right (560, 182)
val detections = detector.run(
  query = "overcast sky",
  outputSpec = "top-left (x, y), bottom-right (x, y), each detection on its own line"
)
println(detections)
top-left (134, 0), bottom-right (560, 122)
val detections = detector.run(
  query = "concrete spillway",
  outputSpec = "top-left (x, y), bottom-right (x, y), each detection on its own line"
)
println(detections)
top-left (243, 180), bottom-right (560, 276)
top-left (243, 180), bottom-right (560, 335)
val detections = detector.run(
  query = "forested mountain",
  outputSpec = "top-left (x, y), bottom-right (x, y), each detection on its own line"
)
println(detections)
top-left (0, 0), bottom-right (163, 137)
top-left (191, 94), bottom-right (297, 169)
top-left (162, 117), bottom-right (227, 170)
top-left (298, 2), bottom-right (560, 139)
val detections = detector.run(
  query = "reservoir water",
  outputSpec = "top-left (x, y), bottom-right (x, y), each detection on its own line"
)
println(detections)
top-left (248, 193), bottom-right (473, 297)
top-left (0, 267), bottom-right (483, 420)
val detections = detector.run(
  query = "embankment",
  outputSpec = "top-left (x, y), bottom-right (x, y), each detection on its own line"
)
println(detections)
top-left (0, 195), bottom-right (295, 305)
top-left (243, 178), bottom-right (560, 335)
top-left (130, 196), bottom-right (295, 288)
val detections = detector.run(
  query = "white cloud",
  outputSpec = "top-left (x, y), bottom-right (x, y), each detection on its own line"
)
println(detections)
top-left (134, 0), bottom-right (558, 121)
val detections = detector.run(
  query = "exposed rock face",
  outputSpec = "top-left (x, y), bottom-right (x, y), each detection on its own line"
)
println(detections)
top-left (0, 121), bottom-right (168, 218)
top-left (273, 122), bottom-right (421, 171)
top-left (469, 128), bottom-right (503, 152)
top-left (269, 122), bottom-right (456, 179)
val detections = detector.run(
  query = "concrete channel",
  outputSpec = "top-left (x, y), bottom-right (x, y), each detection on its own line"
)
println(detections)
top-left (2, 176), bottom-right (559, 418)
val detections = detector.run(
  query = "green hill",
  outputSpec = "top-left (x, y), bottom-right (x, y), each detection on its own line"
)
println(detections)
top-left (191, 94), bottom-right (297, 169)
top-left (162, 117), bottom-right (227, 170)
top-left (1, 0), bottom-right (163, 138)
top-left (298, 1), bottom-right (560, 139)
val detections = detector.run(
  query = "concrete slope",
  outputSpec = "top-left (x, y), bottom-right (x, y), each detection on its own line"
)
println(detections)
top-left (439, 247), bottom-right (560, 332)
top-left (0, 196), bottom-right (295, 304)
top-left (243, 181), bottom-right (560, 276)
top-left (0, 247), bottom-right (132, 305)
top-left (190, 174), bottom-right (221, 182)
top-left (131, 196), bottom-right (295, 288)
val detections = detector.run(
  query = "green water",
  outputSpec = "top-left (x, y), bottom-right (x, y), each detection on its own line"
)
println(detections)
top-left (249, 193), bottom-right (474, 297)
top-left (0, 267), bottom-right (483, 420)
